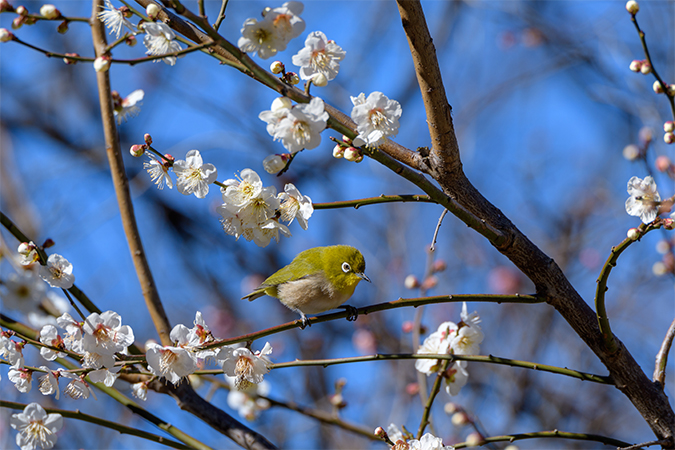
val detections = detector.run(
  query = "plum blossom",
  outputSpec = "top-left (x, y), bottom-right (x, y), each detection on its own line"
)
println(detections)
top-left (39, 254), bottom-right (74, 289)
top-left (9, 367), bottom-right (32, 393)
top-left (56, 313), bottom-right (84, 354)
top-left (113, 89), bottom-right (144, 125)
top-left (18, 241), bottom-right (39, 265)
top-left (10, 402), bottom-right (63, 450)
top-left (407, 432), bottom-right (455, 450)
top-left (38, 325), bottom-right (67, 362)
top-left (226, 376), bottom-right (271, 421)
top-left (3, 270), bottom-right (46, 313)
top-left (278, 183), bottom-right (313, 230)
top-left (61, 371), bottom-right (96, 400)
top-left (173, 150), bottom-right (218, 198)
top-left (263, 97), bottom-right (329, 153)
top-left (350, 91), bottom-right (402, 147)
top-left (131, 381), bottom-right (148, 401)
top-left (145, 324), bottom-right (199, 385)
top-left (238, 1), bottom-right (305, 59)
top-left (445, 361), bottom-right (469, 396)
top-left (144, 154), bottom-right (173, 190)
top-left (142, 22), bottom-right (184, 65)
top-left (415, 321), bottom-right (456, 375)
top-left (219, 342), bottom-right (273, 390)
top-left (625, 175), bottom-right (661, 224)
top-left (37, 367), bottom-right (60, 399)
top-left (292, 31), bottom-right (345, 82)
top-left (98, 0), bottom-right (133, 39)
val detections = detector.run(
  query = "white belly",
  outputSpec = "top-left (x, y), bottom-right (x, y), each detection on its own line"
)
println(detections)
top-left (277, 276), bottom-right (355, 314)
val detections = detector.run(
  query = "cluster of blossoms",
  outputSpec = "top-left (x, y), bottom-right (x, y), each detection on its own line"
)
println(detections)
top-left (259, 96), bottom-right (329, 154)
top-left (415, 303), bottom-right (484, 397)
top-left (380, 424), bottom-right (455, 450)
top-left (218, 168), bottom-right (313, 247)
top-left (238, 1), bottom-right (305, 59)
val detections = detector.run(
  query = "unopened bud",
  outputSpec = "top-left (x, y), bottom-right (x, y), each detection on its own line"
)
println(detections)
top-left (665, 132), bottom-right (675, 145)
top-left (404, 274), bottom-right (420, 289)
top-left (625, 0), bottom-right (639, 14)
top-left (130, 144), bottom-right (145, 157)
top-left (0, 1), bottom-right (13, 13)
top-left (42, 238), bottom-right (54, 248)
top-left (144, 133), bottom-right (152, 145)
top-left (663, 218), bottom-right (674, 230)
top-left (93, 55), bottom-right (111, 72)
top-left (655, 240), bottom-right (670, 255)
top-left (126, 35), bottom-right (137, 47)
top-left (39, 4), bottom-right (60, 19)
top-left (343, 147), bottom-right (361, 162)
top-left (329, 393), bottom-right (346, 408)
top-left (286, 72), bottom-right (299, 85)
top-left (342, 135), bottom-right (352, 145)
top-left (629, 60), bottom-right (641, 72)
top-left (11, 16), bottom-right (23, 29)
top-left (146, 3), bottom-right (160, 20)
top-left (15, 5), bottom-right (26, 15)
top-left (56, 20), bottom-right (68, 33)
top-left (639, 127), bottom-right (652, 144)
top-left (652, 261), bottom-right (667, 276)
top-left (263, 154), bottom-right (286, 174)
top-left (655, 155), bottom-right (671, 172)
top-left (374, 427), bottom-right (387, 439)
top-left (270, 60), bottom-right (284, 74)
top-left (622, 144), bottom-right (640, 161)
top-left (63, 52), bottom-right (78, 65)
top-left (311, 73), bottom-right (327, 87)
top-left (421, 275), bottom-right (438, 290)
top-left (452, 412), bottom-right (470, 426)
top-left (664, 121), bottom-right (674, 133)
top-left (668, 85), bottom-right (675, 96)
top-left (332, 144), bottom-right (344, 159)
top-left (640, 61), bottom-right (651, 75)
top-left (0, 28), bottom-right (13, 42)
top-left (401, 321), bottom-right (414, 333)
top-left (163, 154), bottom-right (174, 162)
top-left (444, 402), bottom-right (459, 414)
top-left (627, 228), bottom-right (640, 241)
top-left (405, 382), bottom-right (419, 396)
top-left (465, 432), bottom-right (483, 446)
top-left (271, 96), bottom-right (292, 112)
top-left (262, 6), bottom-right (271, 17)
top-left (653, 80), bottom-right (664, 94)
top-left (432, 259), bottom-right (447, 273)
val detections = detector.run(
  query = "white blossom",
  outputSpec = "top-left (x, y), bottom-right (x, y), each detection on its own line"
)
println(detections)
top-left (88, 366), bottom-right (121, 387)
top-left (415, 321), bottom-right (456, 375)
top-left (8, 367), bottom-right (32, 393)
top-left (292, 31), bottom-right (345, 81)
top-left (10, 403), bottom-right (63, 450)
top-left (61, 371), bottom-right (96, 400)
top-left (444, 361), bottom-right (469, 396)
top-left (173, 150), bottom-right (218, 198)
top-left (131, 382), bottom-right (148, 401)
top-left (97, 0), bottom-right (133, 39)
top-left (268, 97), bottom-right (329, 153)
top-left (142, 22), bottom-right (184, 65)
top-left (38, 325), bottom-right (66, 362)
top-left (113, 89), bottom-right (144, 125)
top-left (625, 175), bottom-right (661, 224)
top-left (219, 342), bottom-right (273, 390)
top-left (3, 270), bottom-right (46, 313)
top-left (350, 91), bottom-right (402, 148)
top-left (278, 183), bottom-right (313, 230)
top-left (408, 432), bottom-right (455, 450)
top-left (56, 313), bottom-right (84, 354)
top-left (226, 376), bottom-right (271, 421)
top-left (2, 336), bottom-right (25, 368)
top-left (82, 310), bottom-right (135, 357)
top-left (37, 367), bottom-right (60, 399)
top-left (144, 155), bottom-right (173, 190)
top-left (18, 242), bottom-right (39, 265)
top-left (38, 254), bottom-right (75, 289)
top-left (238, 1), bottom-right (304, 59)
top-left (146, 342), bottom-right (197, 385)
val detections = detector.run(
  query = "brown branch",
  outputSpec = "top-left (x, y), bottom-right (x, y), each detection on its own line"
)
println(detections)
top-left (90, 0), bottom-right (172, 346)
top-left (654, 317), bottom-right (675, 387)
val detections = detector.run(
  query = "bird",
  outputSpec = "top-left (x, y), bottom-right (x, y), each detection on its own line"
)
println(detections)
top-left (242, 245), bottom-right (370, 328)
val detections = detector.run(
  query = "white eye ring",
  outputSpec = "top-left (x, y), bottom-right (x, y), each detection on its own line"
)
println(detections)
top-left (342, 262), bottom-right (351, 273)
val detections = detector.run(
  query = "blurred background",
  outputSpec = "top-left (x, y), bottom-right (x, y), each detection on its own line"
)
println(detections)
top-left (1, 0), bottom-right (674, 448)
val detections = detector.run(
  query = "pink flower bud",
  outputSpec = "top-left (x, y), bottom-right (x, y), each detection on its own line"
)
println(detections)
top-left (332, 145), bottom-right (345, 159)
top-left (640, 61), bottom-right (651, 75)
top-left (625, 0), bottom-right (639, 14)
top-left (144, 133), bottom-right (152, 145)
top-left (39, 4), bottom-right (60, 19)
top-left (627, 228), bottom-right (640, 241)
top-left (344, 147), bottom-right (361, 162)
top-left (432, 259), bottom-right (447, 273)
top-left (665, 132), bottom-right (675, 145)
top-left (0, 1), bottom-right (14, 13)
top-left (11, 16), bottom-right (23, 29)
top-left (42, 238), bottom-right (54, 248)
top-left (663, 218), bottom-right (674, 230)
top-left (62, 52), bottom-right (78, 64)
top-left (0, 28), bottom-right (13, 42)
top-left (664, 121), bottom-right (674, 133)
top-left (146, 3), bottom-right (160, 20)
top-left (342, 135), bottom-right (352, 145)
top-left (126, 35), bottom-right (137, 47)
top-left (374, 427), bottom-right (386, 439)
top-left (270, 60), bottom-right (284, 74)
top-left (405, 382), bottom-right (419, 396)
top-left (163, 154), bottom-right (174, 162)
top-left (421, 275), bottom-right (438, 290)
top-left (655, 155), bottom-right (672, 172)
top-left (401, 321), bottom-right (414, 333)
top-left (629, 60), bottom-right (642, 72)
top-left (653, 80), bottom-right (664, 94)
top-left (130, 144), bottom-right (145, 157)
top-left (288, 72), bottom-right (299, 85)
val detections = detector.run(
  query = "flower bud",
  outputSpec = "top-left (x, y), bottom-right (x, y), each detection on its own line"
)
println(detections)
top-left (421, 275), bottom-right (438, 290)
top-left (311, 73), bottom-right (328, 87)
top-left (444, 402), bottom-right (459, 414)
top-left (287, 72), bottom-right (299, 85)
top-left (0, 28), bottom-right (13, 42)
top-left (126, 35), bottom-right (137, 47)
top-left (401, 321), bottom-right (414, 333)
top-left (668, 85), bottom-right (675, 96)
top-left (639, 127), bottom-right (652, 144)
top-left (625, 0), bottom-right (639, 14)
top-left (262, 6), bottom-right (271, 16)
top-left (270, 60), bottom-right (284, 74)
top-left (63, 52), bottom-right (78, 64)
top-left (130, 144), bottom-right (145, 157)
top-left (15, 5), bottom-right (26, 15)
top-left (652, 261), bottom-right (667, 276)
top-left (271, 96), bottom-right (292, 112)
top-left (374, 427), bottom-right (387, 439)
top-left (344, 147), bottom-right (361, 162)
top-left (665, 132), bottom-right (675, 145)
top-left (655, 240), bottom-right (670, 255)
top-left (465, 432), bottom-right (484, 446)
top-left (144, 133), bottom-right (152, 145)
top-left (93, 55), bottom-right (111, 72)
top-left (11, 16), bottom-right (23, 29)
top-left (629, 60), bottom-right (642, 72)
top-left (432, 259), bottom-right (447, 273)
top-left (653, 80), bottom-right (664, 94)
top-left (655, 155), bottom-right (671, 172)
top-left (405, 382), bottom-right (419, 396)
top-left (39, 4), bottom-right (60, 19)
top-left (263, 154), bottom-right (286, 174)
top-left (622, 144), bottom-right (640, 161)
top-left (163, 153), bottom-right (174, 162)
top-left (146, 3), bottom-right (160, 20)
top-left (332, 145), bottom-right (344, 159)
top-left (0, 1), bottom-right (13, 13)
top-left (404, 274), bottom-right (420, 289)
top-left (640, 61), bottom-right (651, 75)
top-left (664, 121), bottom-right (675, 133)
top-left (342, 135), bottom-right (352, 145)
top-left (627, 227), bottom-right (640, 241)
top-left (329, 393), bottom-right (346, 408)
top-left (56, 20), bottom-right (68, 33)
top-left (42, 238), bottom-right (54, 248)
top-left (452, 412), bottom-right (470, 426)
top-left (663, 218), bottom-right (674, 230)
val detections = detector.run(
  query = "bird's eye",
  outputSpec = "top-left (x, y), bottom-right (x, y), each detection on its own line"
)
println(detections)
top-left (341, 262), bottom-right (351, 273)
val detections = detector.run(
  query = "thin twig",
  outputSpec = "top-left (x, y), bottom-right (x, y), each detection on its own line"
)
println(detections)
top-left (653, 317), bottom-right (675, 387)
top-left (417, 359), bottom-right (450, 438)
top-left (451, 429), bottom-right (631, 448)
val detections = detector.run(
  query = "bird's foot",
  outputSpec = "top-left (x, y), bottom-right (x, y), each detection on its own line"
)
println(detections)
top-left (339, 305), bottom-right (359, 322)
top-left (299, 314), bottom-right (311, 329)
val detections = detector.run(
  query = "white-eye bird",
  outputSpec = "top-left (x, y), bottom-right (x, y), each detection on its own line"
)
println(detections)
top-left (242, 245), bottom-right (370, 328)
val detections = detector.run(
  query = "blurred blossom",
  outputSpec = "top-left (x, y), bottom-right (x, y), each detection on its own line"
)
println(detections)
top-left (639, 127), bottom-right (653, 144)
top-left (352, 328), bottom-right (376, 354)
top-left (488, 266), bottom-right (522, 294)
top-left (622, 144), bottom-right (640, 161)
top-left (406, 382), bottom-right (419, 396)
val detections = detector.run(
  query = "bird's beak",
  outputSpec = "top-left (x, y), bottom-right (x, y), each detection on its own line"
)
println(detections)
top-left (357, 272), bottom-right (371, 283)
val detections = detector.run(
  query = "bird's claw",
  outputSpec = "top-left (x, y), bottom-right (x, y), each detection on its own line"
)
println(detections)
top-left (340, 305), bottom-right (359, 322)
top-left (299, 314), bottom-right (311, 329)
